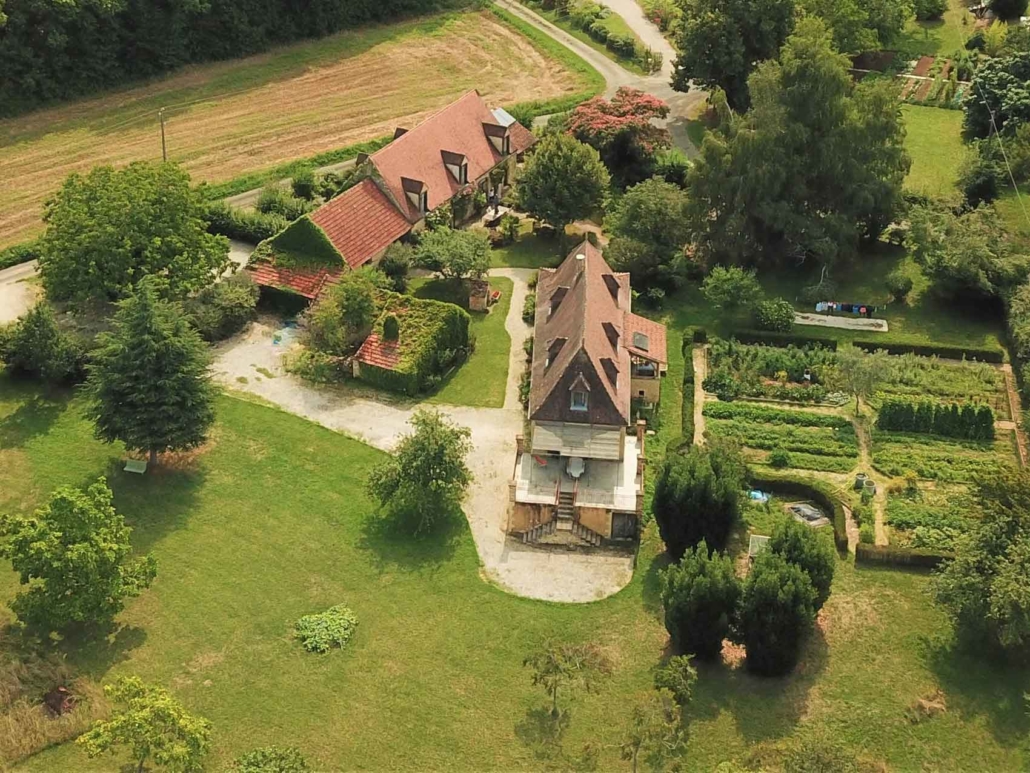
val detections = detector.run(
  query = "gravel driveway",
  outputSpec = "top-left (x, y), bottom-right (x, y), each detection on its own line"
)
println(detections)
top-left (212, 268), bottom-right (635, 602)
top-left (0, 260), bottom-right (41, 324)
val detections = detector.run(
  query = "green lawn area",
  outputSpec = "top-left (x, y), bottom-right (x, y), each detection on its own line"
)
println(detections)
top-left (997, 189), bottom-right (1030, 247)
top-left (903, 104), bottom-right (969, 200)
top-left (1, 379), bottom-right (1028, 771)
top-left (490, 229), bottom-right (567, 269)
top-left (897, 0), bottom-right (975, 57)
top-left (410, 276), bottom-right (513, 408)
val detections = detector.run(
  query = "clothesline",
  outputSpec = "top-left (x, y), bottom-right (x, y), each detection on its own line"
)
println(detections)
top-left (814, 301), bottom-right (877, 318)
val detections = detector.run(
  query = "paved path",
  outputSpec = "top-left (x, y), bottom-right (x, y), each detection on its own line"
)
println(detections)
top-left (599, 0), bottom-right (677, 78)
top-left (493, 267), bottom-right (536, 410)
top-left (496, 0), bottom-right (705, 157)
top-left (0, 260), bottom-right (40, 324)
top-left (795, 313), bottom-right (889, 333)
top-left (211, 266), bottom-right (635, 603)
top-left (692, 345), bottom-right (707, 445)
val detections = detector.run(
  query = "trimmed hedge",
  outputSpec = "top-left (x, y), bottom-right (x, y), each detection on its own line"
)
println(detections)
top-left (267, 216), bottom-right (344, 267)
top-left (855, 543), bottom-right (952, 569)
top-left (877, 397), bottom-right (995, 440)
top-left (731, 328), bottom-right (1005, 362)
top-left (205, 202), bottom-right (288, 244)
top-left (0, 240), bottom-right (40, 271)
top-left (748, 472), bottom-right (849, 554)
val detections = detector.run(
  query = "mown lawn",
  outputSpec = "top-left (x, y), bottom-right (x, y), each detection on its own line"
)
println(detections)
top-left (411, 276), bottom-right (513, 408)
top-left (0, 379), bottom-right (1028, 770)
top-left (897, 0), bottom-right (975, 57)
top-left (903, 104), bottom-right (969, 200)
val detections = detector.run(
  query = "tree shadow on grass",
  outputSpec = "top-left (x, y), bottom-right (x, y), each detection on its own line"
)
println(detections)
top-left (514, 707), bottom-right (597, 770)
top-left (923, 633), bottom-right (1030, 747)
top-left (690, 627), bottom-right (830, 745)
top-left (80, 458), bottom-right (206, 555)
top-left (0, 392), bottom-right (69, 449)
top-left (640, 549), bottom-right (672, 617)
top-left (356, 506), bottom-right (462, 573)
top-left (58, 621), bottom-right (148, 680)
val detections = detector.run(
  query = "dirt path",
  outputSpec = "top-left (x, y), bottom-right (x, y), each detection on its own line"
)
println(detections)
top-left (210, 268), bottom-right (634, 603)
top-left (1000, 364), bottom-right (1028, 467)
top-left (692, 345), bottom-right (707, 445)
top-left (491, 267), bottom-right (535, 411)
top-left (854, 418), bottom-right (888, 546)
top-left (0, 259), bottom-right (40, 324)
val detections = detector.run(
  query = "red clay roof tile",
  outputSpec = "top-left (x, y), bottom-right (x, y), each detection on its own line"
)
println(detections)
top-left (247, 262), bottom-right (342, 299)
top-left (356, 333), bottom-right (402, 371)
top-left (309, 179), bottom-right (411, 270)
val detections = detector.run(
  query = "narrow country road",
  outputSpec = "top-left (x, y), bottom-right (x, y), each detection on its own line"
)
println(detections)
top-left (0, 260), bottom-right (40, 324)
top-left (495, 0), bottom-right (706, 157)
top-left (211, 266), bottom-right (636, 603)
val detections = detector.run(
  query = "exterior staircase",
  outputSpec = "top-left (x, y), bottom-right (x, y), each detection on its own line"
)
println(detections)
top-left (522, 519), bottom-right (556, 544)
top-left (521, 490), bottom-right (605, 548)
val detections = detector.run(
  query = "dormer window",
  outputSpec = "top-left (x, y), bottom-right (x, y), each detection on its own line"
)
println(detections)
top-left (503, 134), bottom-right (512, 155)
top-left (459, 163), bottom-right (468, 184)
top-left (442, 151), bottom-right (469, 185)
top-left (402, 177), bottom-right (428, 215)
top-left (420, 190), bottom-right (429, 214)
top-left (483, 122), bottom-right (510, 154)
top-left (571, 389), bottom-right (588, 411)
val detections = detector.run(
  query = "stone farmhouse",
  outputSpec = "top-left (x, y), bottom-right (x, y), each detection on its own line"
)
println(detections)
top-left (510, 241), bottom-right (668, 547)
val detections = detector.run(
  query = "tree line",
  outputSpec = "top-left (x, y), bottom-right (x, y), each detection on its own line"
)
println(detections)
top-left (0, 0), bottom-right (468, 116)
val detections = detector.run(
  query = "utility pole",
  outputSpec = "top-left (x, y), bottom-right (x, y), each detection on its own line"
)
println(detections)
top-left (159, 108), bottom-right (167, 162)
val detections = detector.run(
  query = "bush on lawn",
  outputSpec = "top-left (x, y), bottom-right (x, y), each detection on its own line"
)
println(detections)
top-left (739, 551), bottom-right (817, 676)
top-left (0, 304), bottom-right (88, 383)
top-left (228, 746), bottom-right (310, 773)
top-left (886, 271), bottom-right (914, 303)
top-left (294, 605), bottom-right (358, 653)
top-left (184, 273), bottom-right (259, 341)
top-left (768, 517), bottom-right (836, 610)
top-left (914, 0), bottom-right (948, 20)
top-left (660, 541), bottom-right (741, 660)
top-left (753, 298), bottom-right (795, 332)
top-left (291, 169), bottom-right (318, 201)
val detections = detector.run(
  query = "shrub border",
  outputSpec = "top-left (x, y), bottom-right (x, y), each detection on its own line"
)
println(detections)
top-left (729, 328), bottom-right (1005, 363)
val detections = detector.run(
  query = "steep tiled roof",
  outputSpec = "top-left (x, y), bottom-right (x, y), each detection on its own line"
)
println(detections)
top-left (625, 312), bottom-right (668, 364)
top-left (356, 333), bottom-right (402, 370)
top-left (308, 179), bottom-right (411, 270)
top-left (370, 91), bottom-right (530, 219)
top-left (507, 120), bottom-right (537, 155)
top-left (529, 241), bottom-right (635, 427)
top-left (247, 261), bottom-right (342, 300)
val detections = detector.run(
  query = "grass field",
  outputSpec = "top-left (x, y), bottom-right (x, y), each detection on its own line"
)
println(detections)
top-left (902, 104), bottom-right (969, 199)
top-left (0, 10), bottom-right (596, 249)
top-left (0, 379), bottom-right (1027, 770)
top-left (412, 276), bottom-right (513, 408)
top-left (898, 0), bottom-right (975, 56)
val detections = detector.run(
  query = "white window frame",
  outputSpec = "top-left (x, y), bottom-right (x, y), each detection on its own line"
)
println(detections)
top-left (570, 389), bottom-right (589, 412)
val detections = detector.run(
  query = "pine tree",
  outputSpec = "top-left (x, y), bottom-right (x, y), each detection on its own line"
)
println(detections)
top-left (85, 277), bottom-right (216, 465)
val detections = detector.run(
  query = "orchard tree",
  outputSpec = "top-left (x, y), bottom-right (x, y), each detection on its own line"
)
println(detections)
top-left (701, 266), bottom-right (762, 311)
top-left (38, 162), bottom-right (230, 304)
top-left (660, 541), bottom-right (742, 659)
top-left (620, 690), bottom-right (687, 773)
top-left (933, 469), bottom-right (1030, 654)
top-left (567, 88), bottom-right (671, 186)
top-left (652, 444), bottom-right (746, 557)
top-left (829, 344), bottom-right (892, 412)
top-left (414, 227), bottom-right (490, 280)
top-left (517, 134), bottom-right (610, 249)
top-left (604, 177), bottom-right (691, 288)
top-left (523, 641), bottom-right (612, 719)
top-left (685, 19), bottom-right (909, 269)
top-left (0, 478), bottom-right (156, 633)
top-left (367, 409), bottom-right (473, 534)
top-left (739, 551), bottom-right (818, 676)
top-left (85, 278), bottom-right (217, 466)
top-left (78, 676), bottom-right (211, 773)
top-left (672, 0), bottom-right (796, 110)
top-left (769, 517), bottom-right (836, 610)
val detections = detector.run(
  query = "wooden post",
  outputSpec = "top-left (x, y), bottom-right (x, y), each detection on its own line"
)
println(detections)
top-left (159, 108), bottom-right (167, 162)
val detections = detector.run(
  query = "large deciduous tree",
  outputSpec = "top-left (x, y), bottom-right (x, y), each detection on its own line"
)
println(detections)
top-left (0, 478), bottom-right (156, 634)
top-left (964, 52), bottom-right (1030, 138)
top-left (739, 551), bottom-right (817, 676)
top-left (414, 227), bottom-right (490, 280)
top-left (567, 88), bottom-right (671, 186)
top-left (604, 177), bottom-right (691, 289)
top-left (652, 444), bottom-right (746, 558)
top-left (684, 18), bottom-right (909, 270)
top-left (78, 676), bottom-right (211, 773)
top-left (516, 134), bottom-right (610, 248)
top-left (933, 469), bottom-right (1030, 655)
top-left (660, 541), bottom-right (742, 659)
top-left (366, 409), bottom-right (473, 534)
top-left (799, 0), bottom-right (911, 56)
top-left (85, 278), bottom-right (217, 465)
top-left (908, 203), bottom-right (1028, 301)
top-left (672, 0), bottom-right (796, 110)
top-left (38, 162), bottom-right (230, 305)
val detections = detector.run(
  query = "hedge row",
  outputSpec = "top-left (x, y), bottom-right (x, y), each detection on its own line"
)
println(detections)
top-left (204, 202), bottom-right (289, 244)
top-left (748, 472), bottom-right (849, 555)
top-left (876, 397), bottom-right (995, 441)
top-left (728, 328), bottom-right (1005, 363)
top-left (854, 543), bottom-right (952, 569)
top-left (0, 241), bottom-right (40, 271)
